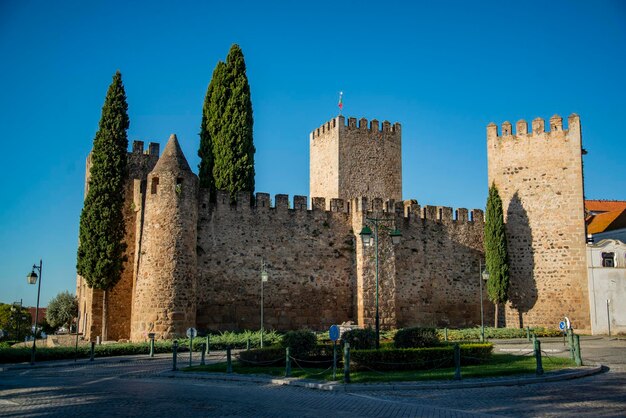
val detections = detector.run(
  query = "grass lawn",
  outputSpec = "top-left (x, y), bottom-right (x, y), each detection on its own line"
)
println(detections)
top-left (185, 354), bottom-right (576, 383)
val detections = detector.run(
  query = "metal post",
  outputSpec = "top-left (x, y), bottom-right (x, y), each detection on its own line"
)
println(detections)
top-left (285, 347), bottom-right (291, 377)
top-left (200, 343), bottom-right (206, 366)
top-left (30, 260), bottom-right (43, 365)
top-left (374, 221), bottom-right (380, 350)
top-left (226, 346), bottom-right (232, 373)
top-left (607, 299), bottom-right (611, 337)
top-left (479, 259), bottom-right (485, 343)
top-left (206, 335), bottom-right (210, 355)
top-left (526, 326), bottom-right (531, 341)
top-left (454, 343), bottom-right (461, 380)
top-left (574, 334), bottom-right (583, 366)
top-left (444, 327), bottom-right (448, 342)
top-left (149, 333), bottom-right (155, 357)
top-left (567, 329), bottom-right (575, 360)
top-left (172, 340), bottom-right (178, 371)
top-left (332, 341), bottom-right (337, 380)
top-left (189, 335), bottom-right (193, 367)
top-left (90, 341), bottom-right (95, 361)
top-left (343, 343), bottom-right (350, 384)
top-left (534, 339), bottom-right (544, 375)
top-left (246, 337), bottom-right (250, 351)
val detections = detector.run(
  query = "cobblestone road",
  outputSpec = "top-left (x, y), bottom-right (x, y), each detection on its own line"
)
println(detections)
top-left (1, 338), bottom-right (625, 417)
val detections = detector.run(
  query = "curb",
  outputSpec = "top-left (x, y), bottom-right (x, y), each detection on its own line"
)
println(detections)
top-left (161, 365), bottom-right (604, 392)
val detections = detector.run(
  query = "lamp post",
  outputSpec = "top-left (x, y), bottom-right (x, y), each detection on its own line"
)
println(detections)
top-left (260, 260), bottom-right (269, 348)
top-left (479, 259), bottom-right (490, 343)
top-left (359, 216), bottom-right (401, 350)
top-left (27, 259), bottom-right (43, 365)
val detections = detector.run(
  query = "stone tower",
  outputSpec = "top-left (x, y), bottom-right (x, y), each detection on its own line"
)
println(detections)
top-left (310, 116), bottom-right (402, 207)
top-left (487, 114), bottom-right (590, 331)
top-left (130, 134), bottom-right (199, 340)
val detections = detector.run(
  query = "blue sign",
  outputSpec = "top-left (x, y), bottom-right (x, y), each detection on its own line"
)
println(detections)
top-left (559, 321), bottom-right (566, 331)
top-left (329, 325), bottom-right (340, 341)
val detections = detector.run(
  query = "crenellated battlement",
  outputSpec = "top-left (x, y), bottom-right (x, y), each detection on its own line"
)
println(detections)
top-left (310, 115), bottom-right (401, 140)
top-left (130, 140), bottom-right (160, 156)
top-left (487, 113), bottom-right (580, 141)
top-left (210, 190), bottom-right (483, 224)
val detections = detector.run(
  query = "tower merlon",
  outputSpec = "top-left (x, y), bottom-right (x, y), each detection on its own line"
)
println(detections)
top-left (294, 195), bottom-right (307, 210)
top-left (132, 140), bottom-right (144, 153)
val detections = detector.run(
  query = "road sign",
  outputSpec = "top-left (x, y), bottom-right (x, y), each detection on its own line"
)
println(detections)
top-left (186, 327), bottom-right (197, 338)
top-left (559, 321), bottom-right (566, 330)
top-left (329, 324), bottom-right (340, 341)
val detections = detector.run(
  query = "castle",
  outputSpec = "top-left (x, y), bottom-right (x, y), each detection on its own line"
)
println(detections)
top-left (76, 114), bottom-right (590, 341)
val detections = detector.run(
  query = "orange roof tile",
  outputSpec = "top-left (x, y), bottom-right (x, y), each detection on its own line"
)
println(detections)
top-left (587, 209), bottom-right (626, 234)
top-left (585, 200), bottom-right (626, 213)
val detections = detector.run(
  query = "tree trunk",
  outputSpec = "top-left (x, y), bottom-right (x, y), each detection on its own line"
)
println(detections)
top-left (494, 303), bottom-right (499, 328)
top-left (102, 290), bottom-right (108, 342)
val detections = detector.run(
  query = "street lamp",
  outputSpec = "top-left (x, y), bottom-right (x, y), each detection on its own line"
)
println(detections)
top-left (359, 216), bottom-right (401, 349)
top-left (479, 260), bottom-right (490, 342)
top-left (260, 260), bottom-right (269, 348)
top-left (27, 259), bottom-right (43, 365)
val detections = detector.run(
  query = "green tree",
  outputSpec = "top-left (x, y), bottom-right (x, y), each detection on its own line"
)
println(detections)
top-left (76, 71), bottom-right (129, 340)
top-left (199, 44), bottom-right (255, 200)
top-left (46, 291), bottom-right (79, 331)
top-left (484, 182), bottom-right (510, 327)
top-left (0, 303), bottom-right (31, 342)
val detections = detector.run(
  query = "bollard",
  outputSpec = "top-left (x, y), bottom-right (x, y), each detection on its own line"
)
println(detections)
top-left (90, 341), bottom-right (95, 362)
top-left (148, 333), bottom-right (155, 357)
top-left (285, 347), bottom-right (291, 377)
top-left (226, 346), bottom-right (232, 373)
top-left (246, 337), bottom-right (250, 351)
top-left (172, 340), bottom-right (178, 371)
top-left (526, 326), bottom-right (531, 342)
top-left (343, 343), bottom-right (351, 384)
top-left (332, 341), bottom-right (337, 380)
top-left (189, 335), bottom-right (194, 368)
top-left (567, 329), bottom-right (575, 361)
top-left (200, 343), bottom-right (206, 366)
top-left (574, 334), bottom-right (583, 366)
top-left (534, 339), bottom-right (544, 376)
top-left (206, 335), bottom-right (210, 355)
top-left (453, 343), bottom-right (461, 380)
top-left (444, 328), bottom-right (448, 342)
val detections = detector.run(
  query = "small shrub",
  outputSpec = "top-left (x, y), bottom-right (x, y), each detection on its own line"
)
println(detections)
top-left (281, 329), bottom-right (317, 358)
top-left (394, 327), bottom-right (440, 348)
top-left (341, 328), bottom-right (376, 350)
top-left (237, 346), bottom-right (285, 366)
top-left (350, 343), bottom-right (493, 371)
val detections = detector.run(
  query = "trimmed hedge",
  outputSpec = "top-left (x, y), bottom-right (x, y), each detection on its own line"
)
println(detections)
top-left (281, 329), bottom-right (316, 357)
top-left (350, 343), bottom-right (493, 371)
top-left (237, 346), bottom-right (285, 366)
top-left (341, 328), bottom-right (376, 350)
top-left (394, 327), bottom-right (439, 348)
top-left (437, 327), bottom-right (561, 341)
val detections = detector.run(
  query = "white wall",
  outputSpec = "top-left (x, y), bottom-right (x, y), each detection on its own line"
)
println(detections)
top-left (587, 239), bottom-right (626, 335)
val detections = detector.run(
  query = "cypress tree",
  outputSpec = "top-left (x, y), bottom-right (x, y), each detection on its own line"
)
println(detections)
top-left (77, 71), bottom-right (129, 338)
top-left (200, 44), bottom-right (255, 200)
top-left (484, 182), bottom-right (510, 327)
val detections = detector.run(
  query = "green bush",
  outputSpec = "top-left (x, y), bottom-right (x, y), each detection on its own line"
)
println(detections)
top-left (342, 328), bottom-right (376, 350)
top-left (237, 346), bottom-right (285, 366)
top-left (394, 327), bottom-right (440, 348)
top-left (281, 329), bottom-right (316, 358)
top-left (437, 327), bottom-right (561, 341)
top-left (350, 343), bottom-right (493, 371)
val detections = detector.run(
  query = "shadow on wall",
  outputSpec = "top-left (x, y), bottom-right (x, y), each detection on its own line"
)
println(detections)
top-left (506, 192), bottom-right (538, 328)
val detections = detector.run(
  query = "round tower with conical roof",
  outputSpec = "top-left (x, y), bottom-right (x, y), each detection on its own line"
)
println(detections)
top-left (130, 134), bottom-right (199, 341)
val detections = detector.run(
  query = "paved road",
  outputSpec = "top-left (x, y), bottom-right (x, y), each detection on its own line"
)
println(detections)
top-left (0, 338), bottom-right (624, 417)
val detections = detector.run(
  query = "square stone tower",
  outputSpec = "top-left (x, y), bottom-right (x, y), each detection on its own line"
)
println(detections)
top-left (310, 116), bottom-right (402, 206)
top-left (487, 114), bottom-right (590, 331)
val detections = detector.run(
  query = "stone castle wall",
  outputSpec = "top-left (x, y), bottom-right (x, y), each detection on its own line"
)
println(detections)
top-left (310, 116), bottom-right (402, 207)
top-left (487, 114), bottom-right (590, 330)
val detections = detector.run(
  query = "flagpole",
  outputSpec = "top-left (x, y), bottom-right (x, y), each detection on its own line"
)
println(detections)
top-left (338, 91), bottom-right (343, 116)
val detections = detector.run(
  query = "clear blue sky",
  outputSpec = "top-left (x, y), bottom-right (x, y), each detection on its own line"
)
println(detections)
top-left (1, 1), bottom-right (624, 308)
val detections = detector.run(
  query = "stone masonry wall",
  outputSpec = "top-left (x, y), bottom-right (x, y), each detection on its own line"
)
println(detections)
top-left (394, 203), bottom-right (491, 327)
top-left (196, 192), bottom-right (356, 331)
top-left (310, 116), bottom-right (402, 208)
top-left (487, 115), bottom-right (590, 331)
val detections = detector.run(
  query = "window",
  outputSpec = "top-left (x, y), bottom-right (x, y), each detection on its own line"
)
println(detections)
top-left (151, 177), bottom-right (159, 194)
top-left (601, 252), bottom-right (615, 268)
top-left (175, 178), bottom-right (183, 195)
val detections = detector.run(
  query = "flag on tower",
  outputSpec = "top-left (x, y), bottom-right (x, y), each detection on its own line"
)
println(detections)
top-left (338, 92), bottom-right (343, 114)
